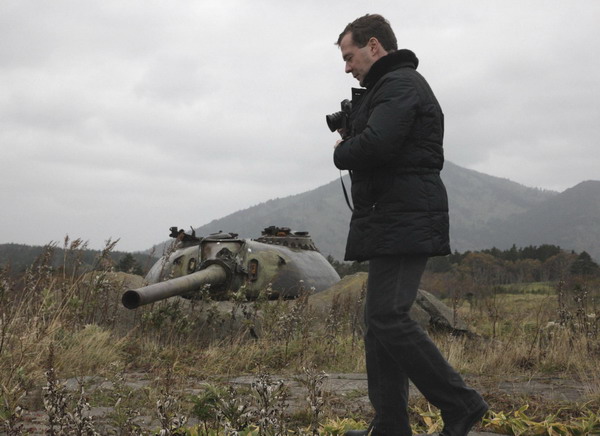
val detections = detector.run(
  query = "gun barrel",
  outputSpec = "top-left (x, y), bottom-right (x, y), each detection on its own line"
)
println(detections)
top-left (122, 264), bottom-right (227, 309)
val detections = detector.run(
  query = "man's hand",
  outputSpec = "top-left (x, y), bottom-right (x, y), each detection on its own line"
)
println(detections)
top-left (335, 128), bottom-right (348, 149)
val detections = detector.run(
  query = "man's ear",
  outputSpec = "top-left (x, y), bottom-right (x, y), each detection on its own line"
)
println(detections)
top-left (368, 37), bottom-right (383, 56)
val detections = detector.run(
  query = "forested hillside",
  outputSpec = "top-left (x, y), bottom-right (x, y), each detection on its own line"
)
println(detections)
top-left (0, 241), bottom-right (157, 276)
top-left (160, 162), bottom-right (598, 261)
top-left (3, 163), bottom-right (598, 264)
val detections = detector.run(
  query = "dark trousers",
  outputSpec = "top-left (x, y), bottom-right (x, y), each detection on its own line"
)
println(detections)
top-left (365, 255), bottom-right (484, 436)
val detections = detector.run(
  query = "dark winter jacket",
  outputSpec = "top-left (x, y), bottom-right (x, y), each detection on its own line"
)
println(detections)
top-left (333, 49), bottom-right (450, 261)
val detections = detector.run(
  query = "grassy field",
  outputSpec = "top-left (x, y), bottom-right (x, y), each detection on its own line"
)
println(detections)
top-left (1, 242), bottom-right (599, 434)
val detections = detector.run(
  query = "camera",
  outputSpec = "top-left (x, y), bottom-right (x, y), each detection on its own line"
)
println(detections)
top-left (326, 99), bottom-right (352, 133)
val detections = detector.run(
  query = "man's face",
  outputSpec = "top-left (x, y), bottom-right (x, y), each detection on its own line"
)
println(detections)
top-left (339, 32), bottom-right (376, 86)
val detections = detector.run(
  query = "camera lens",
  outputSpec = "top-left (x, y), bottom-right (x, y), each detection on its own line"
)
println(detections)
top-left (326, 111), bottom-right (344, 132)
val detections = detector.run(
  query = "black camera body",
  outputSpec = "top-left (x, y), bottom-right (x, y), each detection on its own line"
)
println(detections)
top-left (326, 99), bottom-right (352, 134)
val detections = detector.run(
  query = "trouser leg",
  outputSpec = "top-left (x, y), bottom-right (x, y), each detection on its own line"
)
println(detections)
top-left (365, 256), bottom-right (484, 435)
top-left (365, 326), bottom-right (411, 435)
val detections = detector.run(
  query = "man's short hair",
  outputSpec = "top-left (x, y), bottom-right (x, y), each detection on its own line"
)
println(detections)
top-left (336, 14), bottom-right (398, 52)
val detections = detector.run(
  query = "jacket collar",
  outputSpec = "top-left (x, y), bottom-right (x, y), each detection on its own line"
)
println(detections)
top-left (362, 49), bottom-right (419, 88)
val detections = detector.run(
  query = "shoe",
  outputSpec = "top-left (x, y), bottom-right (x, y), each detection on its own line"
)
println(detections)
top-left (440, 402), bottom-right (489, 436)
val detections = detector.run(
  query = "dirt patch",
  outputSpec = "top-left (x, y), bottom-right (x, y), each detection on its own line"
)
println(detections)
top-left (16, 371), bottom-right (594, 435)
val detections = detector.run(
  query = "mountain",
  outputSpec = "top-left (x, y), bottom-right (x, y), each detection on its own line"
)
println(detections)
top-left (3, 163), bottom-right (597, 267)
top-left (173, 162), bottom-right (599, 261)
top-left (486, 180), bottom-right (600, 255)
top-left (441, 162), bottom-right (558, 252)
top-left (184, 174), bottom-right (353, 261)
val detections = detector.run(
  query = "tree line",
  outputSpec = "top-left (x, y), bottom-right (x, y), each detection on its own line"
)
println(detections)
top-left (0, 241), bottom-right (157, 277)
top-left (328, 244), bottom-right (600, 285)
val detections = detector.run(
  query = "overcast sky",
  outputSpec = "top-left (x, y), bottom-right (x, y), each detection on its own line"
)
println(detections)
top-left (1, 0), bottom-right (599, 252)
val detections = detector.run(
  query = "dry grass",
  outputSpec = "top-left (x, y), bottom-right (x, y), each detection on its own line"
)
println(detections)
top-left (1, 240), bottom-right (600, 434)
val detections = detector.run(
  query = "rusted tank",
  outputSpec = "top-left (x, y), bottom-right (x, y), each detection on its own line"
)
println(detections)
top-left (122, 226), bottom-right (340, 309)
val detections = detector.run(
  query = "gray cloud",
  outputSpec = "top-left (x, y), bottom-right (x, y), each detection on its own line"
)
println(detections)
top-left (1, 0), bottom-right (599, 251)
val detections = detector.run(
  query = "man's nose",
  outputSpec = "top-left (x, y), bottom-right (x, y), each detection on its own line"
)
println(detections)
top-left (345, 63), bottom-right (352, 74)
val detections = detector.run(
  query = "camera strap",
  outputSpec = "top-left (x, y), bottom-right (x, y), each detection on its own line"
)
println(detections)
top-left (340, 170), bottom-right (354, 212)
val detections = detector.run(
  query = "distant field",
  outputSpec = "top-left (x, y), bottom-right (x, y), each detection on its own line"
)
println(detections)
top-left (496, 281), bottom-right (556, 294)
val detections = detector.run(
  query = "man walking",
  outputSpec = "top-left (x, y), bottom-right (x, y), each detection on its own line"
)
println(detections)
top-left (332, 14), bottom-right (488, 436)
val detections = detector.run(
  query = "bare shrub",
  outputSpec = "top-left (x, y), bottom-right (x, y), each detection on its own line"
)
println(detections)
top-left (43, 345), bottom-right (99, 435)
top-left (295, 366), bottom-right (328, 434)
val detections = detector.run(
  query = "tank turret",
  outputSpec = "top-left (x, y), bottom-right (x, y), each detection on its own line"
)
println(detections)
top-left (122, 226), bottom-right (341, 309)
